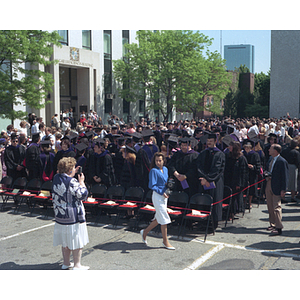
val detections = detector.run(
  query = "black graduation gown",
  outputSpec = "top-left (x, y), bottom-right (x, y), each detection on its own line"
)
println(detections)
top-left (4, 145), bottom-right (26, 181)
top-left (135, 148), bottom-right (151, 194)
top-left (224, 153), bottom-right (249, 213)
top-left (167, 149), bottom-right (199, 197)
top-left (89, 150), bottom-right (115, 187)
top-left (195, 147), bottom-right (226, 226)
top-left (120, 160), bottom-right (137, 190)
top-left (25, 143), bottom-right (41, 180)
top-left (53, 149), bottom-right (76, 175)
top-left (243, 150), bottom-right (261, 196)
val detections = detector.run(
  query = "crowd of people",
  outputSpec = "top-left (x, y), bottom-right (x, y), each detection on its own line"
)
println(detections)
top-left (1, 111), bottom-right (299, 237)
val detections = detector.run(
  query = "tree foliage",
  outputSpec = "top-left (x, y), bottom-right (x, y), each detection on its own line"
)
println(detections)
top-left (113, 30), bottom-right (230, 121)
top-left (0, 30), bottom-right (62, 120)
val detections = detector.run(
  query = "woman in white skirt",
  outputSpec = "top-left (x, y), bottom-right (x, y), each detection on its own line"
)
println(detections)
top-left (140, 152), bottom-right (175, 250)
top-left (52, 157), bottom-right (89, 270)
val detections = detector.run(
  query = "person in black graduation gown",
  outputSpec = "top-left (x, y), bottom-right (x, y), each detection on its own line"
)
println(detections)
top-left (135, 129), bottom-right (158, 194)
top-left (53, 137), bottom-right (76, 175)
top-left (89, 138), bottom-right (115, 187)
top-left (224, 141), bottom-right (249, 215)
top-left (167, 137), bottom-right (199, 197)
top-left (39, 140), bottom-right (55, 183)
top-left (242, 139), bottom-right (261, 209)
top-left (195, 133), bottom-right (226, 228)
top-left (25, 133), bottom-right (41, 181)
top-left (120, 145), bottom-right (137, 190)
top-left (4, 134), bottom-right (26, 181)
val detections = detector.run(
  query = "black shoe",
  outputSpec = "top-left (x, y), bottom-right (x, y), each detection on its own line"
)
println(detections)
top-left (270, 228), bottom-right (282, 236)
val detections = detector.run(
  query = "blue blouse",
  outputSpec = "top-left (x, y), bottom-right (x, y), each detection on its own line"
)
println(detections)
top-left (148, 166), bottom-right (169, 195)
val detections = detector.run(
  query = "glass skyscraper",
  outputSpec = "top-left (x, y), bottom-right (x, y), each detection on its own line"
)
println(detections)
top-left (224, 44), bottom-right (255, 73)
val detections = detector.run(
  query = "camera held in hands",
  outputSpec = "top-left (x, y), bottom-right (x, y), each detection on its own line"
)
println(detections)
top-left (165, 178), bottom-right (175, 195)
top-left (77, 166), bottom-right (82, 175)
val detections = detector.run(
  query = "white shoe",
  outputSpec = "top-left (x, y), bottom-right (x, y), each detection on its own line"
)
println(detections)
top-left (162, 242), bottom-right (175, 250)
top-left (140, 229), bottom-right (147, 245)
top-left (72, 265), bottom-right (90, 270)
top-left (61, 263), bottom-right (74, 270)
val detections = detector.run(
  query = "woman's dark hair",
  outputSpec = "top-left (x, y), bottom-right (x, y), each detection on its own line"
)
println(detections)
top-left (229, 141), bottom-right (242, 159)
top-left (150, 152), bottom-right (165, 169)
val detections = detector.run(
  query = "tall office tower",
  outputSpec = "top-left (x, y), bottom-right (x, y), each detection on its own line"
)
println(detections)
top-left (224, 44), bottom-right (255, 73)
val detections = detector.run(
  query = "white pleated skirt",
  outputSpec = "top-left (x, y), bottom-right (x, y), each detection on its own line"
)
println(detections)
top-left (53, 222), bottom-right (89, 250)
top-left (152, 191), bottom-right (171, 225)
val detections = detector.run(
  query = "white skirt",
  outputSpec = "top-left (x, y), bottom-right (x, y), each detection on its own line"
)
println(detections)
top-left (152, 191), bottom-right (171, 225)
top-left (53, 222), bottom-right (89, 250)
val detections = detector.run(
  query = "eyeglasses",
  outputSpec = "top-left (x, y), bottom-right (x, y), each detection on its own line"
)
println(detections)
top-left (12, 140), bottom-right (18, 143)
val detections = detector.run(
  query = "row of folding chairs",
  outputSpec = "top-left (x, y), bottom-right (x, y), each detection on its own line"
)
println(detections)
top-left (0, 176), bottom-right (234, 242)
top-left (85, 184), bottom-right (234, 242)
top-left (0, 176), bottom-right (53, 218)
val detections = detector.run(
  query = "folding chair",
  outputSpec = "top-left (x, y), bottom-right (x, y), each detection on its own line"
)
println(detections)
top-left (179, 193), bottom-right (214, 242)
top-left (1, 177), bottom-right (27, 211)
top-left (133, 190), bottom-right (154, 230)
top-left (14, 178), bottom-right (42, 213)
top-left (30, 180), bottom-right (53, 218)
top-left (222, 185), bottom-right (233, 228)
top-left (167, 191), bottom-right (189, 236)
top-left (83, 184), bottom-right (107, 221)
top-left (96, 185), bottom-right (125, 224)
top-left (114, 186), bottom-right (144, 227)
top-left (0, 176), bottom-right (13, 196)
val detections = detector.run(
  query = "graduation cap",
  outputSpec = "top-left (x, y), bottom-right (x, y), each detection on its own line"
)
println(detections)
top-left (112, 134), bottom-right (121, 139)
top-left (207, 133), bottom-right (217, 140)
top-left (247, 130), bottom-right (258, 140)
top-left (74, 142), bottom-right (88, 153)
top-left (167, 135), bottom-right (178, 145)
top-left (242, 139), bottom-right (254, 148)
top-left (199, 134), bottom-right (208, 144)
top-left (189, 137), bottom-right (198, 149)
top-left (31, 133), bottom-right (40, 140)
top-left (125, 145), bottom-right (137, 154)
top-left (179, 137), bottom-right (191, 144)
top-left (40, 140), bottom-right (51, 146)
top-left (61, 135), bottom-right (71, 141)
top-left (93, 127), bottom-right (102, 132)
top-left (141, 128), bottom-right (154, 137)
top-left (222, 135), bottom-right (234, 147)
top-left (0, 138), bottom-right (6, 144)
top-left (84, 131), bottom-right (94, 139)
top-left (94, 138), bottom-right (106, 146)
top-left (130, 132), bottom-right (142, 142)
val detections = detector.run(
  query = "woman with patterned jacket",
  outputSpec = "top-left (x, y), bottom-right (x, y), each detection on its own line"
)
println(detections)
top-left (52, 157), bottom-right (89, 270)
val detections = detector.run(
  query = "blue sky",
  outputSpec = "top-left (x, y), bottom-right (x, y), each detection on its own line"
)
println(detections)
top-left (198, 30), bottom-right (271, 74)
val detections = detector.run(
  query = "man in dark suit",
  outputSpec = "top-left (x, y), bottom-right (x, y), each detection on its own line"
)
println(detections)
top-left (265, 144), bottom-right (289, 236)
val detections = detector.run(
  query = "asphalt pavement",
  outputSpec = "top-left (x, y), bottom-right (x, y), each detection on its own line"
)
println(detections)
top-left (1, 194), bottom-right (300, 271)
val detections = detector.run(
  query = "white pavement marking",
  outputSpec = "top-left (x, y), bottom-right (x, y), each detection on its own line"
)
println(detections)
top-left (0, 222), bottom-right (55, 241)
top-left (184, 244), bottom-right (225, 270)
top-left (183, 237), bottom-right (300, 270)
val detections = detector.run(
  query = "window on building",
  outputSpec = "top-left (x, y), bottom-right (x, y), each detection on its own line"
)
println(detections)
top-left (104, 30), bottom-right (112, 113)
top-left (58, 30), bottom-right (68, 45)
top-left (82, 30), bottom-right (91, 50)
top-left (104, 30), bottom-right (111, 59)
top-left (122, 30), bottom-right (129, 58)
top-left (206, 97), bottom-right (210, 106)
top-left (139, 99), bottom-right (145, 114)
top-left (59, 67), bottom-right (77, 97)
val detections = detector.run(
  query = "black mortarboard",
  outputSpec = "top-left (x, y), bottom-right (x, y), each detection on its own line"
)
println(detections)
top-left (142, 129), bottom-right (154, 137)
top-left (130, 132), bottom-right (142, 141)
top-left (167, 135), bottom-right (178, 145)
top-left (222, 135), bottom-right (234, 147)
top-left (125, 145), bottom-right (137, 154)
top-left (61, 135), bottom-right (71, 141)
top-left (242, 139), bottom-right (254, 147)
top-left (207, 133), bottom-right (217, 140)
top-left (247, 131), bottom-right (257, 140)
top-left (94, 138), bottom-right (106, 146)
top-left (40, 140), bottom-right (51, 146)
top-left (199, 134), bottom-right (208, 144)
top-left (74, 142), bottom-right (88, 152)
top-left (84, 131), bottom-right (94, 139)
top-left (32, 133), bottom-right (40, 139)
top-left (179, 137), bottom-right (191, 144)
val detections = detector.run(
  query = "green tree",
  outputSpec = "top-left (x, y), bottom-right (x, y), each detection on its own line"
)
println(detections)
top-left (113, 30), bottom-right (212, 121)
top-left (176, 50), bottom-right (232, 119)
top-left (0, 30), bottom-right (62, 120)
